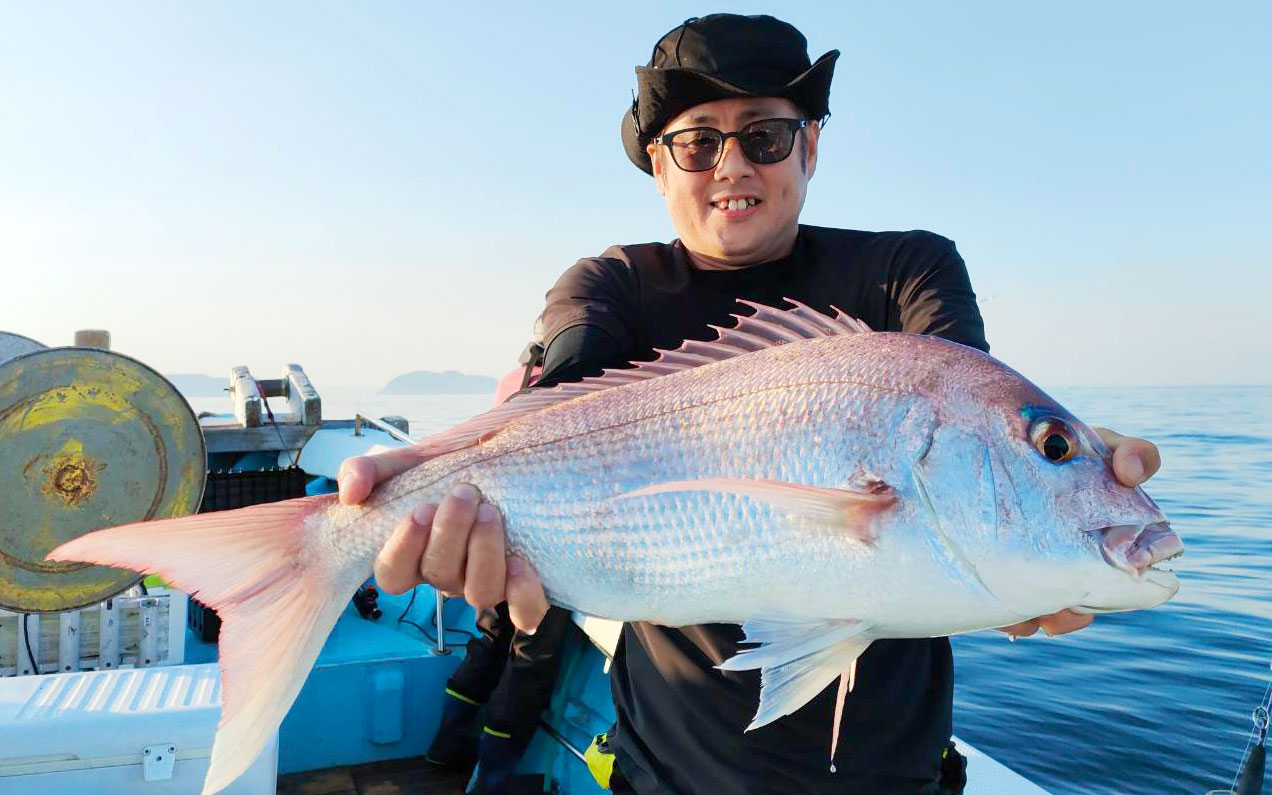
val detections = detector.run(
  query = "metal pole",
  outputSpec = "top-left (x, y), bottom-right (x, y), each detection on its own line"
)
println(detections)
top-left (537, 720), bottom-right (589, 764)
top-left (353, 413), bottom-right (416, 444)
top-left (432, 589), bottom-right (448, 655)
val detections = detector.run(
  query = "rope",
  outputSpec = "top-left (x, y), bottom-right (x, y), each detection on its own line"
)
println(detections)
top-left (21, 614), bottom-right (38, 675)
top-left (256, 382), bottom-right (299, 468)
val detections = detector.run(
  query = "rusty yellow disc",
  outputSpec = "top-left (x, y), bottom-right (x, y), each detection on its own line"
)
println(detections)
top-left (0, 347), bottom-right (206, 612)
top-left (0, 331), bottom-right (46, 365)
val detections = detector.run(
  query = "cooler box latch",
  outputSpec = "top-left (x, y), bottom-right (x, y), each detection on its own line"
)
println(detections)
top-left (142, 743), bottom-right (176, 782)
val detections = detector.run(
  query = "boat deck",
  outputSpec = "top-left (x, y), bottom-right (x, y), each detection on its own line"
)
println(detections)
top-left (277, 756), bottom-right (468, 795)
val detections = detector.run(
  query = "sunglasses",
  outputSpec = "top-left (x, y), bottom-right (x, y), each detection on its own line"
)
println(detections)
top-left (654, 118), bottom-right (809, 172)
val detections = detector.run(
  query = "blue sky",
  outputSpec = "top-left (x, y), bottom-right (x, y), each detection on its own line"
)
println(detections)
top-left (1, 2), bottom-right (1268, 392)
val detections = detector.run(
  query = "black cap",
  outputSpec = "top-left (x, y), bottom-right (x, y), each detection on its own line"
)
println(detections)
top-left (622, 14), bottom-right (839, 175)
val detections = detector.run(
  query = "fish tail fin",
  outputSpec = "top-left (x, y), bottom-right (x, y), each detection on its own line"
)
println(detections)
top-left (47, 493), bottom-right (364, 795)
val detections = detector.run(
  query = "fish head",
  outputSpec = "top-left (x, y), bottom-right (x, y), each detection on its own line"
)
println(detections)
top-left (925, 351), bottom-right (1183, 620)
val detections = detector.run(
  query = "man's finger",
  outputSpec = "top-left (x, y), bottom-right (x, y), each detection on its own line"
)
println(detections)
top-left (1093, 427), bottom-right (1124, 448)
top-left (338, 448), bottom-right (428, 506)
top-left (1112, 437), bottom-right (1160, 487)
top-left (1037, 609), bottom-right (1094, 636)
top-left (506, 556), bottom-right (549, 633)
top-left (463, 502), bottom-right (507, 609)
top-left (420, 483), bottom-right (482, 593)
top-left (1093, 427), bottom-right (1161, 488)
top-left (997, 619), bottom-right (1040, 638)
top-left (337, 457), bottom-right (377, 505)
top-left (373, 504), bottom-right (434, 594)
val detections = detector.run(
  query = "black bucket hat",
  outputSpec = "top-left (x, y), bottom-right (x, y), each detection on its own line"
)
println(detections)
top-left (622, 14), bottom-right (839, 175)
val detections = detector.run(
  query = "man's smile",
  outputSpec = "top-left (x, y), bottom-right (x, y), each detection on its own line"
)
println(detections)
top-left (710, 195), bottom-right (762, 217)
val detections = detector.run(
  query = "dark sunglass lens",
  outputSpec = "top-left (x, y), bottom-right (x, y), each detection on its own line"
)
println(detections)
top-left (669, 129), bottom-right (722, 171)
top-left (740, 121), bottom-right (795, 164)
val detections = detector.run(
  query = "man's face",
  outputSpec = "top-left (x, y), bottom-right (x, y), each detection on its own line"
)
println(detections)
top-left (647, 97), bottom-right (819, 269)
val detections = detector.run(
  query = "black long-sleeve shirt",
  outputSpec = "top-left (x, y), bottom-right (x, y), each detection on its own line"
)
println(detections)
top-left (534, 225), bottom-right (989, 795)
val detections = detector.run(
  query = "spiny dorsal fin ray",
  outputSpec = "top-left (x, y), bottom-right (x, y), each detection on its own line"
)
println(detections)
top-left (412, 298), bottom-right (872, 460)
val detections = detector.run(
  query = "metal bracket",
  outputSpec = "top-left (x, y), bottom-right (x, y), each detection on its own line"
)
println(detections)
top-left (142, 743), bottom-right (177, 781)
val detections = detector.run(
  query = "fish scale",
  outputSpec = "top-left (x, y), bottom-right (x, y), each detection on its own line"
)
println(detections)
top-left (47, 301), bottom-right (1182, 794)
top-left (340, 343), bottom-right (942, 624)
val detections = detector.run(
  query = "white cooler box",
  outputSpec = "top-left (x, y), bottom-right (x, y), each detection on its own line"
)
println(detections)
top-left (0, 663), bottom-right (277, 794)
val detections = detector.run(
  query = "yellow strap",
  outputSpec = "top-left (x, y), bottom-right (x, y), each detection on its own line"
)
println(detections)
top-left (482, 725), bottom-right (513, 739)
top-left (445, 687), bottom-right (481, 706)
top-left (584, 732), bottom-right (615, 789)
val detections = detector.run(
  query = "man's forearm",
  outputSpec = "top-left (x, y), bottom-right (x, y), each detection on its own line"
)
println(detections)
top-left (533, 324), bottom-right (626, 390)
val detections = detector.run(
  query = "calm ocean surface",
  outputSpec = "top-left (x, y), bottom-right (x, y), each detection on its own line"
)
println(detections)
top-left (198, 385), bottom-right (1272, 794)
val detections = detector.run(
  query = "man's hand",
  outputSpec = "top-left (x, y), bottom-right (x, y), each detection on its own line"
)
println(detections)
top-left (997, 426), bottom-right (1162, 639)
top-left (337, 449), bottom-right (550, 632)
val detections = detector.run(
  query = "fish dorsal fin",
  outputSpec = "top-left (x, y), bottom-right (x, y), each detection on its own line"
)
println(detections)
top-left (412, 299), bottom-right (871, 460)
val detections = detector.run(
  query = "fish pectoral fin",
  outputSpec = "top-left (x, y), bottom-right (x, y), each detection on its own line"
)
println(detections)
top-left (616, 477), bottom-right (895, 543)
top-left (717, 615), bottom-right (874, 732)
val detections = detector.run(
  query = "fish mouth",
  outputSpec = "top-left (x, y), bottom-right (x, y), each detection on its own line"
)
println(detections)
top-left (1095, 521), bottom-right (1184, 577)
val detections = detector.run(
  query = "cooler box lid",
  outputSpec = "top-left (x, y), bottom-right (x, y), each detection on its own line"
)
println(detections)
top-left (0, 663), bottom-right (226, 765)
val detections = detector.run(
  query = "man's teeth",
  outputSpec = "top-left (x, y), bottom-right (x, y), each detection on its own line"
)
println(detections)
top-left (715, 198), bottom-right (758, 211)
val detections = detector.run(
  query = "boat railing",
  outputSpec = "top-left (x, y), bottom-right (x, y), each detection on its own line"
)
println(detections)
top-left (353, 412), bottom-right (416, 444)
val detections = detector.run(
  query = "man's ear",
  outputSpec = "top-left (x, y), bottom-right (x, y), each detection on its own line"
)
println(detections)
top-left (805, 120), bottom-right (821, 180)
top-left (647, 143), bottom-right (667, 195)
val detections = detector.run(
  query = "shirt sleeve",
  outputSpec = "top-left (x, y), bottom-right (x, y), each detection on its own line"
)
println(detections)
top-left (532, 324), bottom-right (625, 390)
top-left (540, 256), bottom-right (638, 355)
top-left (891, 233), bottom-right (990, 353)
top-left (529, 255), bottom-right (641, 392)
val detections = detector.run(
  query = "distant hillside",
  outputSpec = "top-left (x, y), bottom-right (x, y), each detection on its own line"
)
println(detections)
top-left (380, 370), bottom-right (496, 395)
top-left (167, 373), bottom-right (226, 397)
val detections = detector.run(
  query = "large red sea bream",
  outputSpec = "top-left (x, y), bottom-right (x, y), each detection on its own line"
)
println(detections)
top-left (49, 301), bottom-right (1184, 794)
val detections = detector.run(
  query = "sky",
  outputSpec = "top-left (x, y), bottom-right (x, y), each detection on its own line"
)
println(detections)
top-left (1, 2), bottom-right (1269, 392)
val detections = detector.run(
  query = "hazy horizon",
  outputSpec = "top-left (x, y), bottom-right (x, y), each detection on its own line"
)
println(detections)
top-left (3, 2), bottom-right (1269, 392)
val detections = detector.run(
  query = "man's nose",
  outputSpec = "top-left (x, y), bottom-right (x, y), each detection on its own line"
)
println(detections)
top-left (713, 136), bottom-right (755, 180)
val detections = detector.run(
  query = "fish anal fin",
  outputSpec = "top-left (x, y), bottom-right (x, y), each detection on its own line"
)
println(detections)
top-left (411, 300), bottom-right (873, 460)
top-left (829, 659), bottom-right (859, 771)
top-left (619, 477), bottom-right (896, 543)
top-left (717, 615), bottom-right (873, 734)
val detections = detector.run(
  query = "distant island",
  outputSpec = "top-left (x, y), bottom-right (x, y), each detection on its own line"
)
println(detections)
top-left (167, 373), bottom-right (227, 397)
top-left (380, 370), bottom-right (496, 395)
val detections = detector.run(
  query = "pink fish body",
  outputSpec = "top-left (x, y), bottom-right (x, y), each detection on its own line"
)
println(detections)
top-left (49, 301), bottom-right (1183, 793)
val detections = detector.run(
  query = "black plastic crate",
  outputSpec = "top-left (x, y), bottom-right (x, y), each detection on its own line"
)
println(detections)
top-left (188, 467), bottom-right (310, 641)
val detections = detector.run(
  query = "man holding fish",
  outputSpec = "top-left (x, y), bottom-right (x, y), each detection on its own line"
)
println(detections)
top-left (47, 12), bottom-right (1179, 795)
top-left (337, 13), bottom-right (1166, 795)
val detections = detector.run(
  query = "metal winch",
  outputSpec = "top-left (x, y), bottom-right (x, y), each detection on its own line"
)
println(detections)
top-left (0, 332), bottom-right (206, 614)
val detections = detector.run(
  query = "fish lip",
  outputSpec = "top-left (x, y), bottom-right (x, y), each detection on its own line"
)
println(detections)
top-left (1093, 520), bottom-right (1184, 577)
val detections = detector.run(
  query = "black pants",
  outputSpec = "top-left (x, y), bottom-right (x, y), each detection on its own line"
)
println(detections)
top-left (446, 603), bottom-right (572, 745)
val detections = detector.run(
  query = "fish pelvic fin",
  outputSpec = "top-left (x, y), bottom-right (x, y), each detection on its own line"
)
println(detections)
top-left (411, 299), bottom-right (872, 460)
top-left (718, 615), bottom-right (873, 745)
top-left (47, 493), bottom-right (360, 795)
top-left (617, 477), bottom-right (895, 543)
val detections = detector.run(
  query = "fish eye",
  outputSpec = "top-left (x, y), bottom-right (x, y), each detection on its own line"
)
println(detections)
top-left (1029, 417), bottom-right (1079, 463)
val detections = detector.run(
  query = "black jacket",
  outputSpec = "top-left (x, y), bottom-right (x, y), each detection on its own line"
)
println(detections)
top-left (535, 225), bottom-right (989, 795)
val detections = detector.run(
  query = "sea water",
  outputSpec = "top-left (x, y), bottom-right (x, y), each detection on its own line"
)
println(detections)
top-left (196, 385), bottom-right (1272, 794)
